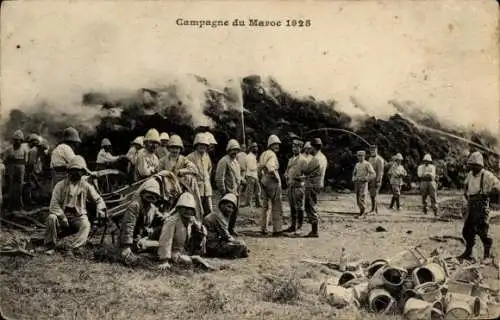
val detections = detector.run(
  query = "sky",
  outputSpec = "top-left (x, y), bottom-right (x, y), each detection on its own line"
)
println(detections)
top-left (1, 0), bottom-right (499, 133)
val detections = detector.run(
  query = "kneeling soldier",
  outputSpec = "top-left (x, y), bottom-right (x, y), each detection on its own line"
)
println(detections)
top-left (44, 156), bottom-right (106, 255)
top-left (458, 151), bottom-right (500, 263)
top-left (203, 193), bottom-right (249, 259)
top-left (120, 179), bottom-right (165, 263)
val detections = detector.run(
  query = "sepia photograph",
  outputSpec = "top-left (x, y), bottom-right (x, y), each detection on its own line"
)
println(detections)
top-left (0, 0), bottom-right (499, 319)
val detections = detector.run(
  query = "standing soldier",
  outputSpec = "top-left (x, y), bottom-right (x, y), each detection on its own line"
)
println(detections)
top-left (284, 138), bottom-right (308, 233)
top-left (242, 142), bottom-right (262, 208)
top-left (26, 134), bottom-right (43, 205)
top-left (187, 133), bottom-right (214, 216)
top-left (368, 145), bottom-right (385, 214)
top-left (388, 153), bottom-right (407, 210)
top-left (215, 139), bottom-right (242, 236)
top-left (50, 127), bottom-right (81, 188)
top-left (157, 132), bottom-right (170, 159)
top-left (259, 134), bottom-right (283, 236)
top-left (352, 150), bottom-right (376, 218)
top-left (3, 130), bottom-right (29, 212)
top-left (459, 151), bottom-right (500, 263)
top-left (96, 138), bottom-right (122, 170)
top-left (135, 129), bottom-right (160, 181)
top-left (417, 154), bottom-right (438, 215)
top-left (126, 136), bottom-right (144, 180)
top-left (302, 138), bottom-right (328, 237)
top-left (43, 156), bottom-right (106, 255)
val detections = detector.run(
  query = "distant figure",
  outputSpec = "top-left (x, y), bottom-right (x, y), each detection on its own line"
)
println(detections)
top-left (26, 134), bottom-right (43, 205)
top-left (44, 156), bottom-right (106, 255)
top-left (302, 138), bottom-right (328, 237)
top-left (203, 193), bottom-right (249, 259)
top-left (241, 142), bottom-right (262, 208)
top-left (417, 154), bottom-right (438, 215)
top-left (50, 127), bottom-right (81, 188)
top-left (96, 138), bottom-right (122, 170)
top-left (135, 129), bottom-right (160, 181)
top-left (215, 139), bottom-right (242, 236)
top-left (3, 130), bottom-right (29, 211)
top-left (126, 136), bottom-right (144, 180)
top-left (458, 152), bottom-right (500, 263)
top-left (187, 133), bottom-right (214, 216)
top-left (388, 153), bottom-right (407, 210)
top-left (284, 138), bottom-right (308, 233)
top-left (156, 132), bottom-right (170, 159)
top-left (259, 134), bottom-right (283, 236)
top-left (352, 150), bottom-right (376, 217)
top-left (368, 145), bottom-right (385, 213)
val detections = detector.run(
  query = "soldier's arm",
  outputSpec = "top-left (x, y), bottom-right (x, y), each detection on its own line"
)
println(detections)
top-left (49, 182), bottom-right (65, 217)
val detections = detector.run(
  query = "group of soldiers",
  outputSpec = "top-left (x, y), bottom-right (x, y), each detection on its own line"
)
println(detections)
top-left (1, 126), bottom-right (499, 265)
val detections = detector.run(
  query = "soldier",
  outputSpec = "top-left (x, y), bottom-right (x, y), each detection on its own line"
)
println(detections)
top-left (126, 136), bottom-right (144, 180)
top-left (242, 142), bottom-right (262, 208)
top-left (459, 152), bottom-right (500, 263)
top-left (26, 134), bottom-right (43, 205)
top-left (352, 150), bottom-right (376, 217)
top-left (215, 139), bottom-right (242, 236)
top-left (368, 145), bottom-right (385, 213)
top-left (236, 143), bottom-right (248, 201)
top-left (417, 154), bottom-right (438, 215)
top-left (96, 138), bottom-right (122, 170)
top-left (43, 156), bottom-right (106, 255)
top-left (119, 179), bottom-right (165, 263)
top-left (302, 141), bottom-right (313, 162)
top-left (156, 132), bottom-right (170, 159)
top-left (3, 130), bottom-right (29, 211)
top-left (303, 138), bottom-right (328, 237)
top-left (157, 192), bottom-right (207, 270)
top-left (203, 193), bottom-right (249, 259)
top-left (205, 132), bottom-right (218, 153)
top-left (259, 134), bottom-right (283, 236)
top-left (135, 129), bottom-right (160, 181)
top-left (187, 133), bottom-right (214, 216)
top-left (50, 127), bottom-right (81, 188)
top-left (388, 153), bottom-right (407, 210)
top-left (284, 138), bottom-right (308, 233)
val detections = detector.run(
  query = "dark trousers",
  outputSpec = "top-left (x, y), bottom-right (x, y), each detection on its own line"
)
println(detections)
top-left (228, 195), bottom-right (240, 234)
top-left (462, 196), bottom-right (492, 255)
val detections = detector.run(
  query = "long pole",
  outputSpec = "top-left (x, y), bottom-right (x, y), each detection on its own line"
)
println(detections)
top-left (241, 107), bottom-right (246, 145)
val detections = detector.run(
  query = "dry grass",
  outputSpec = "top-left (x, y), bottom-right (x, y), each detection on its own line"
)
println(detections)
top-left (1, 193), bottom-right (499, 319)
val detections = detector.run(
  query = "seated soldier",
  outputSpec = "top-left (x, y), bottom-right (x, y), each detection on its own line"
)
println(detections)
top-left (203, 193), bottom-right (249, 259)
top-left (119, 179), bottom-right (166, 262)
top-left (44, 156), bottom-right (106, 255)
top-left (157, 192), bottom-right (208, 270)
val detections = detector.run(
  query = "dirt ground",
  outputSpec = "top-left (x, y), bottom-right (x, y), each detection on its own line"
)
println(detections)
top-left (1, 192), bottom-right (499, 320)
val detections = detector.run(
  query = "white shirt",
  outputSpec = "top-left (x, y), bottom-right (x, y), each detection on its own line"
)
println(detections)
top-left (417, 164), bottom-right (436, 181)
top-left (50, 143), bottom-right (75, 168)
top-left (96, 149), bottom-right (120, 164)
top-left (245, 152), bottom-right (259, 179)
top-left (465, 169), bottom-right (500, 196)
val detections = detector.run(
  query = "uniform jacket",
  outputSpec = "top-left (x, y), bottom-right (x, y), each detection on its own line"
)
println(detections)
top-left (304, 151), bottom-right (328, 188)
top-left (120, 200), bottom-right (163, 245)
top-left (49, 178), bottom-right (105, 217)
top-left (203, 211), bottom-right (233, 242)
top-left (353, 160), bottom-right (376, 183)
top-left (369, 155), bottom-right (385, 183)
top-left (186, 151), bottom-right (213, 197)
top-left (135, 149), bottom-right (159, 180)
top-left (215, 155), bottom-right (242, 195)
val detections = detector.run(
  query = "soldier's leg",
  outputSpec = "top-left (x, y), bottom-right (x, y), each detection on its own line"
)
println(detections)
top-left (284, 188), bottom-right (297, 232)
top-left (254, 178), bottom-right (262, 207)
top-left (242, 177), bottom-right (253, 207)
top-left (260, 185), bottom-right (271, 234)
top-left (44, 214), bottom-right (60, 247)
top-left (430, 182), bottom-right (438, 215)
top-left (296, 187), bottom-right (305, 231)
top-left (69, 215), bottom-right (91, 249)
top-left (477, 213), bottom-right (493, 259)
top-left (358, 183), bottom-right (367, 215)
top-left (368, 181), bottom-right (376, 212)
top-left (421, 182), bottom-right (429, 214)
top-left (228, 196), bottom-right (239, 235)
top-left (459, 210), bottom-right (476, 259)
top-left (271, 183), bottom-right (283, 234)
top-left (305, 187), bottom-right (319, 237)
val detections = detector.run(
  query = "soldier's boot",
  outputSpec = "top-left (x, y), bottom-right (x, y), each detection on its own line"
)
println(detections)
top-left (389, 196), bottom-right (395, 209)
top-left (305, 223), bottom-right (319, 238)
top-left (482, 238), bottom-right (493, 260)
top-left (423, 207), bottom-right (428, 215)
top-left (370, 197), bottom-right (376, 213)
top-left (296, 210), bottom-right (304, 231)
top-left (396, 197), bottom-right (401, 211)
top-left (457, 241), bottom-right (474, 261)
top-left (283, 211), bottom-right (297, 233)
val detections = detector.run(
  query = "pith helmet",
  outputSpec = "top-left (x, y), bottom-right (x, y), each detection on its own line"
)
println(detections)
top-left (68, 155), bottom-right (89, 172)
top-left (141, 179), bottom-right (161, 197)
top-left (176, 192), bottom-right (197, 211)
top-left (423, 154), bottom-right (432, 162)
top-left (194, 132), bottom-right (210, 146)
top-left (160, 132), bottom-right (170, 141)
top-left (267, 135), bottom-right (281, 148)
top-left (394, 153), bottom-right (403, 161)
top-left (226, 139), bottom-right (241, 152)
top-left (64, 127), bottom-right (81, 143)
top-left (28, 133), bottom-right (41, 143)
top-left (101, 138), bottom-right (112, 147)
top-left (467, 151), bottom-right (484, 166)
top-left (167, 134), bottom-right (184, 149)
top-left (205, 132), bottom-right (218, 145)
top-left (12, 130), bottom-right (24, 141)
top-left (132, 136), bottom-right (144, 147)
top-left (144, 129), bottom-right (161, 143)
top-left (357, 150), bottom-right (366, 156)
top-left (220, 192), bottom-right (238, 208)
